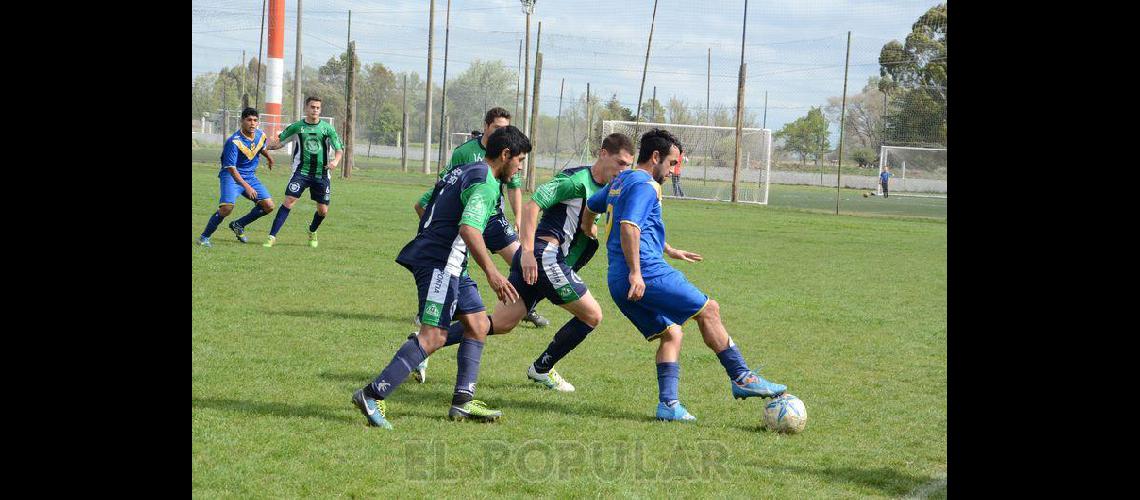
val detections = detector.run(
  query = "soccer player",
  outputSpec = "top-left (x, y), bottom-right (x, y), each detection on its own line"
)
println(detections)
top-left (413, 133), bottom-right (636, 391)
top-left (263, 96), bottom-right (343, 248)
top-left (584, 128), bottom-right (788, 422)
top-left (407, 108), bottom-right (550, 383)
top-left (197, 107), bottom-right (276, 247)
top-left (351, 125), bottom-right (531, 430)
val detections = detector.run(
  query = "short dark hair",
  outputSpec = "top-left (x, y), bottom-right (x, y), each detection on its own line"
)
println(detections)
top-left (600, 133), bottom-right (634, 156)
top-left (485, 125), bottom-right (532, 160)
top-left (484, 107), bottom-right (511, 126)
top-left (636, 128), bottom-right (684, 164)
top-left (241, 107), bottom-right (260, 119)
top-left (304, 96), bottom-right (322, 106)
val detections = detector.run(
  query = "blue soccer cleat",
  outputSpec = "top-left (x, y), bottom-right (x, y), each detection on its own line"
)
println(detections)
top-left (656, 400), bottom-right (697, 422)
top-left (731, 371), bottom-right (787, 400)
top-left (197, 236), bottom-right (213, 248)
top-left (352, 388), bottom-right (393, 430)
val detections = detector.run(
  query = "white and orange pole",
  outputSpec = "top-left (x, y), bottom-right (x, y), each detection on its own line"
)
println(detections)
top-left (264, 0), bottom-right (285, 137)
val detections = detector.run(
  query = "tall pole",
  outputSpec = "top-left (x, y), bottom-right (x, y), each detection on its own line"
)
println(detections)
top-left (523, 10), bottom-right (531, 146)
top-left (763, 91), bottom-right (768, 128)
top-left (527, 51), bottom-right (543, 192)
top-left (836, 31), bottom-right (851, 215)
top-left (292, 0), bottom-right (301, 123)
top-left (266, 0), bottom-right (286, 138)
top-left (651, 86), bottom-right (657, 122)
top-left (635, 0), bottom-right (659, 125)
top-left (436, 0), bottom-right (453, 171)
top-left (584, 82), bottom-right (591, 157)
top-left (345, 41), bottom-right (356, 179)
top-left (516, 39), bottom-right (523, 116)
top-left (346, 10), bottom-right (351, 47)
top-left (705, 47), bottom-right (711, 185)
top-left (401, 74), bottom-right (409, 172)
top-left (530, 21), bottom-right (541, 138)
top-left (255, 0), bottom-right (266, 107)
top-left (731, 0), bottom-right (748, 203)
top-left (554, 78), bottom-right (565, 172)
top-left (423, 0), bottom-right (436, 175)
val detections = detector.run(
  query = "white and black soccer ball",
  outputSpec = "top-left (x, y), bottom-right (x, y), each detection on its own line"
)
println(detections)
top-left (763, 394), bottom-right (807, 434)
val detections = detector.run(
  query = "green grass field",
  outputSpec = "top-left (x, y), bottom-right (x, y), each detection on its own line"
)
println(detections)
top-left (192, 155), bottom-right (946, 497)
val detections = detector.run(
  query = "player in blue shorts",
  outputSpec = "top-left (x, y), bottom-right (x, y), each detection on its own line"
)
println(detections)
top-left (585, 128), bottom-right (788, 422)
top-left (197, 107), bottom-right (276, 247)
top-left (350, 125), bottom-right (530, 430)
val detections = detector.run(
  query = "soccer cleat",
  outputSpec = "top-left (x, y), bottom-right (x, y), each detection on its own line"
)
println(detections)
top-left (656, 400), bottom-right (697, 422)
top-left (263, 235), bottom-right (276, 248)
top-left (527, 364), bottom-right (575, 392)
top-left (523, 310), bottom-right (551, 327)
top-left (731, 371), bottom-right (787, 400)
top-left (309, 231), bottom-right (319, 248)
top-left (197, 236), bottom-right (213, 248)
top-left (448, 400), bottom-right (502, 422)
top-left (412, 314), bottom-right (422, 327)
top-left (412, 357), bottom-right (429, 383)
top-left (351, 389), bottom-right (393, 430)
top-left (228, 221), bottom-right (248, 243)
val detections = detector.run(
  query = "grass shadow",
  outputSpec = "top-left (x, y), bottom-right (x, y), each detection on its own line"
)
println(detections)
top-left (765, 464), bottom-right (936, 497)
top-left (265, 308), bottom-right (411, 324)
top-left (192, 397), bottom-right (355, 423)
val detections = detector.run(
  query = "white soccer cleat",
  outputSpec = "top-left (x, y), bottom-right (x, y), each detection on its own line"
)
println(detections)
top-left (527, 364), bottom-right (575, 392)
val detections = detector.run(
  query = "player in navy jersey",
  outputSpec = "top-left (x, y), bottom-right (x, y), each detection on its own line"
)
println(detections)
top-left (585, 128), bottom-right (788, 422)
top-left (197, 107), bottom-right (276, 247)
top-left (412, 133), bottom-right (636, 392)
top-left (350, 126), bottom-right (531, 430)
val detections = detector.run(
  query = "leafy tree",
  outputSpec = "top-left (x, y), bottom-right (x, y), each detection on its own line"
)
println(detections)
top-left (775, 107), bottom-right (831, 166)
top-left (878, 3), bottom-right (946, 146)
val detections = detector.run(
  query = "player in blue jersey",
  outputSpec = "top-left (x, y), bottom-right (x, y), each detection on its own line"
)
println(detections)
top-left (411, 133), bottom-right (636, 392)
top-left (197, 107), bottom-right (276, 247)
top-left (585, 128), bottom-right (788, 422)
top-left (350, 125), bottom-right (531, 430)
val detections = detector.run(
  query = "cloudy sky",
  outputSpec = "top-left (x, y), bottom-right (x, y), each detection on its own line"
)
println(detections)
top-left (193, 0), bottom-right (942, 136)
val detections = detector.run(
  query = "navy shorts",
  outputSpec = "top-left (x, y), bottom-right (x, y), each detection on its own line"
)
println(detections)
top-left (608, 268), bottom-right (709, 341)
top-left (509, 239), bottom-right (589, 310)
top-left (410, 265), bottom-right (485, 328)
top-left (482, 211), bottom-right (518, 253)
top-left (285, 173), bottom-right (331, 205)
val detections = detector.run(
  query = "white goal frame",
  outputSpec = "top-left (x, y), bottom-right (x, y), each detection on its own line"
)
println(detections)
top-left (877, 145), bottom-right (947, 199)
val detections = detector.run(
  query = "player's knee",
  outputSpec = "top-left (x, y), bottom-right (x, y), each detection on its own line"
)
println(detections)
top-left (317, 205), bottom-right (329, 216)
top-left (217, 205), bottom-right (233, 217)
top-left (699, 299), bottom-right (722, 321)
top-left (660, 327), bottom-right (683, 345)
top-left (581, 308), bottom-right (603, 329)
top-left (465, 315), bottom-right (490, 341)
top-left (260, 200), bottom-right (275, 213)
top-left (418, 327), bottom-right (448, 353)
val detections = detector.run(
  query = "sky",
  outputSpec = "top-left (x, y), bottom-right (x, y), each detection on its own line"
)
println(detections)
top-left (192, 0), bottom-right (943, 139)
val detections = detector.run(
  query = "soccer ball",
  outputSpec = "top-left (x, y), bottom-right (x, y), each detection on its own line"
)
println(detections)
top-left (863, 192), bottom-right (869, 198)
top-left (763, 394), bottom-right (807, 433)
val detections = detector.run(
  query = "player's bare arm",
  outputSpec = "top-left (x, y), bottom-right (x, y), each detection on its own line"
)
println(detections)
top-left (519, 200), bottom-right (543, 285)
top-left (413, 201), bottom-right (426, 218)
top-left (508, 187), bottom-right (523, 231)
top-left (327, 149), bottom-right (343, 170)
top-left (580, 207), bottom-right (599, 240)
top-left (460, 223), bottom-right (519, 304)
top-left (620, 221), bottom-right (645, 301)
top-left (259, 148), bottom-right (274, 170)
top-left (664, 242), bottom-right (703, 262)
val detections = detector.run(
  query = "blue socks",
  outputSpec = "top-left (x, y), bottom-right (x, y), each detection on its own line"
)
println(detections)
top-left (366, 338), bottom-right (427, 400)
top-left (656, 362), bottom-right (680, 404)
top-left (715, 341), bottom-right (751, 381)
top-left (309, 212), bottom-right (326, 232)
top-left (235, 205), bottom-right (268, 228)
top-left (533, 317), bottom-right (594, 373)
top-left (452, 338), bottom-right (485, 406)
top-left (201, 211), bottom-right (225, 238)
top-left (269, 206), bottom-right (291, 236)
top-left (443, 321), bottom-right (466, 347)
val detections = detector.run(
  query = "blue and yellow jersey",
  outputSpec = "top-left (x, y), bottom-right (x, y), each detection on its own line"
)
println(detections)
top-left (220, 129), bottom-right (267, 178)
top-left (586, 168), bottom-right (671, 280)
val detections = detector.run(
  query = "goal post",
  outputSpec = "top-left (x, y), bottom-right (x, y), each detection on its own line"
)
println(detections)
top-left (877, 145), bottom-right (947, 198)
top-left (601, 120), bottom-right (773, 204)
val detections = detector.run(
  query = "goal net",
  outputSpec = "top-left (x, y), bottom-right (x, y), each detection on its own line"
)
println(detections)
top-left (601, 120), bottom-right (772, 204)
top-left (877, 145), bottom-right (947, 198)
